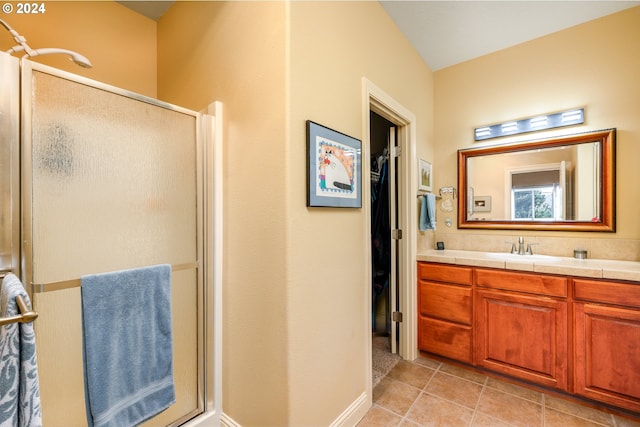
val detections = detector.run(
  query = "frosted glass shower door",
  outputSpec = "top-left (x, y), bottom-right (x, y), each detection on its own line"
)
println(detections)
top-left (21, 62), bottom-right (208, 427)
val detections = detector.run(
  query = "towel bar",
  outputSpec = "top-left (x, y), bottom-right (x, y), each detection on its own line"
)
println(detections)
top-left (30, 262), bottom-right (199, 294)
top-left (0, 267), bottom-right (13, 279)
top-left (0, 295), bottom-right (39, 326)
top-left (438, 186), bottom-right (456, 199)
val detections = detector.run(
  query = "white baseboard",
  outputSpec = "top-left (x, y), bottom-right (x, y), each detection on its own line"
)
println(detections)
top-left (204, 392), bottom-right (369, 427)
top-left (220, 412), bottom-right (241, 427)
top-left (329, 392), bottom-right (370, 427)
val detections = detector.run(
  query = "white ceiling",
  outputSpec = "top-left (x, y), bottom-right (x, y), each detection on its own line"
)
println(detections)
top-left (380, 1), bottom-right (640, 70)
top-left (119, 1), bottom-right (640, 71)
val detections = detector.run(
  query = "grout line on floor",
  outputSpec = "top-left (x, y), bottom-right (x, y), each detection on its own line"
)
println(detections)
top-left (481, 375), bottom-right (546, 405)
top-left (393, 364), bottom-right (440, 426)
top-left (434, 368), bottom-right (487, 387)
top-left (402, 389), bottom-right (487, 427)
top-left (541, 393), bottom-right (545, 427)
top-left (612, 413), bottom-right (619, 427)
top-left (468, 376), bottom-right (489, 427)
top-left (373, 403), bottom-right (404, 427)
top-left (369, 351), bottom-right (639, 427)
top-left (544, 406), bottom-right (616, 427)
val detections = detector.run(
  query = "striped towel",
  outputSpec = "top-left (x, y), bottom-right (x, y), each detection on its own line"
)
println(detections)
top-left (0, 274), bottom-right (42, 427)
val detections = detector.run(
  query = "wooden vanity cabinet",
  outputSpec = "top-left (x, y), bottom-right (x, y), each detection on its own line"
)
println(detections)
top-left (474, 269), bottom-right (569, 391)
top-left (573, 279), bottom-right (640, 413)
top-left (417, 263), bottom-right (473, 363)
top-left (417, 260), bottom-right (640, 414)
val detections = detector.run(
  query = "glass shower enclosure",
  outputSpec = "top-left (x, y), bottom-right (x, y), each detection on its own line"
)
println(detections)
top-left (0, 52), bottom-right (221, 426)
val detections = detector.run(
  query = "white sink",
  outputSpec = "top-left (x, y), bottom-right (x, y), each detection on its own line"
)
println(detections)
top-left (485, 252), bottom-right (562, 262)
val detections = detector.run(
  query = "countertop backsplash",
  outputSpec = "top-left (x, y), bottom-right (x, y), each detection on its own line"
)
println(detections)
top-left (419, 231), bottom-right (640, 263)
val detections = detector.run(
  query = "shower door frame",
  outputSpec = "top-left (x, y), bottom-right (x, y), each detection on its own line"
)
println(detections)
top-left (15, 58), bottom-right (222, 426)
top-left (0, 53), bottom-right (20, 280)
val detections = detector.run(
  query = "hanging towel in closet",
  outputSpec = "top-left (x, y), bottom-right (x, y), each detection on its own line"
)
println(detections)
top-left (81, 264), bottom-right (175, 427)
top-left (0, 274), bottom-right (42, 427)
top-left (419, 193), bottom-right (437, 231)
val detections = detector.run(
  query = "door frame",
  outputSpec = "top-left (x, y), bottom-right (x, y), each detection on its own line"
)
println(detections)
top-left (362, 78), bottom-right (418, 401)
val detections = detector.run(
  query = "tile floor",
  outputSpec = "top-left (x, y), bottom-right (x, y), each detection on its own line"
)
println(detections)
top-left (358, 354), bottom-right (640, 427)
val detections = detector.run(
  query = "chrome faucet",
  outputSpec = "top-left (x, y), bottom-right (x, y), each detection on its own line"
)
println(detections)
top-left (508, 236), bottom-right (537, 255)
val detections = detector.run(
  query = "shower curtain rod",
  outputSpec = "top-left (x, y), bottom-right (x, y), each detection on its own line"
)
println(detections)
top-left (0, 294), bottom-right (38, 326)
top-left (30, 262), bottom-right (199, 294)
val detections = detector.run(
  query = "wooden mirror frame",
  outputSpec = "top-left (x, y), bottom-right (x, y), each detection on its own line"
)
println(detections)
top-left (457, 129), bottom-right (616, 232)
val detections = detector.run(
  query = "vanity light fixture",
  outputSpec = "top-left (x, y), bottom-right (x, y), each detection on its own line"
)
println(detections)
top-left (501, 122), bottom-right (518, 133)
top-left (474, 108), bottom-right (584, 141)
top-left (529, 116), bottom-right (548, 127)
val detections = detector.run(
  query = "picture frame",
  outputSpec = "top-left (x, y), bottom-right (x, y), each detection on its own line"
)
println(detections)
top-left (473, 195), bottom-right (492, 212)
top-left (307, 120), bottom-right (362, 208)
top-left (418, 159), bottom-right (432, 192)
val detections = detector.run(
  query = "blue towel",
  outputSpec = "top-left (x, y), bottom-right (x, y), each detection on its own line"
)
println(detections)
top-left (81, 265), bottom-right (175, 427)
top-left (0, 274), bottom-right (42, 427)
top-left (419, 193), bottom-right (437, 231)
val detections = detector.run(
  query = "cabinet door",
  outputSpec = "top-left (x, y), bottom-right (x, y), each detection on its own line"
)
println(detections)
top-left (574, 303), bottom-right (640, 413)
top-left (475, 289), bottom-right (567, 390)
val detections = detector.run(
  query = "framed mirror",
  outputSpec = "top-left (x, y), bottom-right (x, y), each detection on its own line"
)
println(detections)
top-left (457, 129), bottom-right (615, 231)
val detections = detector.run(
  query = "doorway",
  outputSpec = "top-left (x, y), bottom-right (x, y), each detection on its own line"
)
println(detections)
top-left (363, 78), bottom-right (419, 404)
top-left (370, 111), bottom-right (402, 386)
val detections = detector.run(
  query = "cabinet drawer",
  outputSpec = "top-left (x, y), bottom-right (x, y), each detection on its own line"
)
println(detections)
top-left (574, 279), bottom-right (640, 309)
top-left (476, 268), bottom-right (567, 297)
top-left (418, 316), bottom-right (472, 363)
top-left (418, 262), bottom-right (472, 285)
top-left (419, 281), bottom-right (472, 325)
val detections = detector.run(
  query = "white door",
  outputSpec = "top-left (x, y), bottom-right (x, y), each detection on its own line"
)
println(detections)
top-left (388, 127), bottom-right (399, 354)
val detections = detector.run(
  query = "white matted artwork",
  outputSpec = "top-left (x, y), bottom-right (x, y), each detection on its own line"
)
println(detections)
top-left (306, 120), bottom-right (361, 208)
top-left (473, 195), bottom-right (492, 212)
top-left (418, 159), bottom-right (432, 192)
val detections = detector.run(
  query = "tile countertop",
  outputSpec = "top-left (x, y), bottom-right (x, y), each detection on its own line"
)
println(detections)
top-left (416, 249), bottom-right (640, 282)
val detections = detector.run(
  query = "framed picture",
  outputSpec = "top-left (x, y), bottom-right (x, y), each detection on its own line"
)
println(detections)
top-left (473, 195), bottom-right (492, 212)
top-left (418, 159), bottom-right (432, 192)
top-left (307, 120), bottom-right (362, 208)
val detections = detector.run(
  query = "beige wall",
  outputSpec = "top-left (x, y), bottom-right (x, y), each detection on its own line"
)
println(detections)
top-left (12, 2), bottom-right (639, 425)
top-left (288, 2), bottom-right (432, 425)
top-left (158, 2), bottom-right (289, 426)
top-left (433, 6), bottom-right (640, 260)
top-left (0, 2), bottom-right (157, 97)
top-left (158, 1), bottom-right (434, 425)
